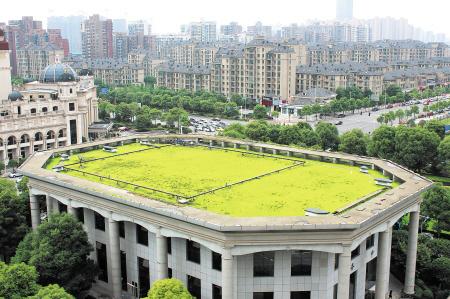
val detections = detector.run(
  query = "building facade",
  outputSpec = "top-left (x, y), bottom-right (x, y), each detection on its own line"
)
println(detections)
top-left (81, 15), bottom-right (113, 60)
top-left (16, 44), bottom-right (64, 80)
top-left (21, 135), bottom-right (430, 299)
top-left (0, 61), bottom-right (98, 163)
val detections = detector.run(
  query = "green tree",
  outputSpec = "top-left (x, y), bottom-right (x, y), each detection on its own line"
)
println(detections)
top-left (245, 120), bottom-right (269, 141)
top-left (437, 136), bottom-right (450, 176)
top-left (339, 129), bottom-right (368, 155)
top-left (271, 110), bottom-right (280, 119)
top-left (0, 262), bottom-right (39, 298)
top-left (394, 126), bottom-right (440, 172)
top-left (144, 76), bottom-right (157, 88)
top-left (13, 213), bottom-right (98, 295)
top-left (146, 278), bottom-right (193, 299)
top-left (315, 122), bottom-right (339, 150)
top-left (221, 123), bottom-right (246, 139)
top-left (28, 284), bottom-right (74, 299)
top-left (410, 105), bottom-right (420, 118)
top-left (424, 120), bottom-right (445, 139)
top-left (385, 85), bottom-right (402, 97)
top-left (367, 126), bottom-right (397, 159)
top-left (395, 109), bottom-right (405, 122)
top-left (0, 179), bottom-right (29, 262)
top-left (163, 108), bottom-right (189, 128)
top-left (422, 185), bottom-right (450, 236)
top-left (253, 104), bottom-right (268, 119)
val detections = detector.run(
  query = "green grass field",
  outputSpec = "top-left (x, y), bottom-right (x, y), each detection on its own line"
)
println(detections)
top-left (45, 143), bottom-right (392, 217)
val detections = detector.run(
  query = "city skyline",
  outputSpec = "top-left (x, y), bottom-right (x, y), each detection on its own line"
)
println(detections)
top-left (0, 0), bottom-right (448, 38)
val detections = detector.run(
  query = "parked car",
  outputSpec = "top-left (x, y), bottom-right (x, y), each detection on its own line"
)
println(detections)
top-left (371, 107), bottom-right (379, 112)
top-left (337, 113), bottom-right (346, 118)
top-left (8, 172), bottom-right (23, 178)
top-left (387, 104), bottom-right (394, 109)
top-left (334, 121), bottom-right (343, 125)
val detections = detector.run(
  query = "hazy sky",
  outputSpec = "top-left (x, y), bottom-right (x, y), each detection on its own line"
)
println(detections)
top-left (1, 0), bottom-right (449, 36)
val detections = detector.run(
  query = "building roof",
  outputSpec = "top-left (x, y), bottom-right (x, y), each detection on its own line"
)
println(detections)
top-left (39, 63), bottom-right (78, 83)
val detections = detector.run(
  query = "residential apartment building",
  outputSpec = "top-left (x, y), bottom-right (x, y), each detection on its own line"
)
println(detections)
top-left (128, 50), bottom-right (164, 77)
top-left (157, 63), bottom-right (211, 92)
top-left (16, 44), bottom-right (64, 79)
top-left (81, 15), bottom-right (113, 60)
top-left (188, 22), bottom-right (217, 43)
top-left (47, 16), bottom-right (85, 54)
top-left (68, 58), bottom-right (145, 86)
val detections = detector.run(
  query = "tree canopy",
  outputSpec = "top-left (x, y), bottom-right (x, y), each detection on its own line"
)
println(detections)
top-left (339, 129), bottom-right (368, 155)
top-left (422, 185), bottom-right (450, 236)
top-left (12, 213), bottom-right (98, 295)
top-left (315, 121), bottom-right (340, 150)
top-left (146, 278), bottom-right (193, 299)
top-left (0, 262), bottom-right (40, 298)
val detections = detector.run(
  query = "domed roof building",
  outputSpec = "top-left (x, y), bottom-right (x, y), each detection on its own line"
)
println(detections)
top-left (8, 90), bottom-right (23, 101)
top-left (39, 63), bottom-right (78, 83)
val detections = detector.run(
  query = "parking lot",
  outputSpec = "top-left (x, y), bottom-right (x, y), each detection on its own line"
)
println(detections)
top-left (189, 117), bottom-right (228, 134)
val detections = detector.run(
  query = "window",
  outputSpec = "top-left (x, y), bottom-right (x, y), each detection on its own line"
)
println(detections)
top-left (253, 251), bottom-right (274, 277)
top-left (119, 221), bottom-right (125, 238)
top-left (136, 225), bottom-right (148, 246)
top-left (333, 284), bottom-right (338, 299)
top-left (291, 291), bottom-right (311, 299)
top-left (291, 251), bottom-right (312, 276)
top-left (96, 242), bottom-right (108, 282)
top-left (212, 251), bottom-right (222, 271)
top-left (75, 207), bottom-right (84, 223)
top-left (70, 88), bottom-right (73, 94)
top-left (187, 275), bottom-right (201, 299)
top-left (31, 108), bottom-right (36, 114)
top-left (69, 102), bottom-right (75, 111)
top-left (168, 268), bottom-right (172, 278)
top-left (212, 284), bottom-right (222, 299)
top-left (42, 107), bottom-right (48, 112)
top-left (53, 106), bottom-right (58, 111)
top-left (167, 237), bottom-right (172, 254)
top-left (186, 240), bottom-right (201, 264)
top-left (366, 234), bottom-right (375, 249)
top-left (335, 253), bottom-right (339, 270)
top-left (253, 292), bottom-right (274, 299)
top-left (58, 202), bottom-right (67, 213)
top-left (94, 212), bottom-right (105, 231)
top-left (351, 246), bottom-right (360, 259)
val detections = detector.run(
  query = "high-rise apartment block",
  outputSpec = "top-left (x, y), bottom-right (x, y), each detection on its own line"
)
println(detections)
top-left (16, 44), bottom-right (64, 79)
top-left (188, 22), bottom-right (217, 42)
top-left (47, 16), bottom-right (84, 54)
top-left (81, 15), bottom-right (113, 60)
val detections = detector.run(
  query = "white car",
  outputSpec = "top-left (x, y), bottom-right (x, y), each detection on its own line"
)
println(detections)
top-left (8, 172), bottom-right (23, 178)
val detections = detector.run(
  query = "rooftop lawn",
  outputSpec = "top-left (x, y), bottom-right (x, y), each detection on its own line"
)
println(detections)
top-left (45, 143), bottom-right (392, 217)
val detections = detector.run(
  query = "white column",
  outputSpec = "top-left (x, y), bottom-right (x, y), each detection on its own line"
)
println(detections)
top-left (45, 195), bottom-right (53, 217)
top-left (221, 248), bottom-right (234, 299)
top-left (375, 229), bottom-right (391, 299)
top-left (337, 246), bottom-right (351, 299)
top-left (404, 211), bottom-right (420, 294)
top-left (155, 229), bottom-right (168, 280)
top-left (30, 194), bottom-right (40, 230)
top-left (67, 200), bottom-right (75, 215)
top-left (108, 219), bottom-right (122, 299)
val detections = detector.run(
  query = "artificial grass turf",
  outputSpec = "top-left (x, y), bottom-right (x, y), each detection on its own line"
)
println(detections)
top-left (45, 143), bottom-right (391, 217)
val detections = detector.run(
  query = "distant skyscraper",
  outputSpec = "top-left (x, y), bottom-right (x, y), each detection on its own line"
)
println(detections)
top-left (112, 19), bottom-right (127, 33)
top-left (336, 0), bottom-right (353, 21)
top-left (188, 22), bottom-right (217, 42)
top-left (81, 15), bottom-right (113, 59)
top-left (48, 16), bottom-right (84, 55)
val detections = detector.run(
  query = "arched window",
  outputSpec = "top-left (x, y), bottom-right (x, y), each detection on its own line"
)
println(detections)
top-left (58, 129), bottom-right (66, 138)
top-left (7, 136), bottom-right (16, 145)
top-left (34, 132), bottom-right (43, 141)
top-left (46, 130), bottom-right (55, 139)
top-left (20, 134), bottom-right (30, 143)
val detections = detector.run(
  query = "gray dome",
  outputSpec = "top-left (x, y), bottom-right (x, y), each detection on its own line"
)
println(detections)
top-left (39, 63), bottom-right (78, 83)
top-left (8, 91), bottom-right (23, 101)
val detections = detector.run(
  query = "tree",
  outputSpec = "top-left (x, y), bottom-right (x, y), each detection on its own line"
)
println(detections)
top-left (271, 110), bottom-right (280, 119)
top-left (315, 122), bottom-right (339, 150)
top-left (146, 278), bottom-right (193, 299)
top-left (367, 126), bottom-right (397, 159)
top-left (394, 126), bottom-right (440, 172)
top-left (253, 104), bottom-right (268, 119)
top-left (144, 76), bottom-right (157, 88)
top-left (13, 213), bottom-right (98, 295)
top-left (0, 179), bottom-right (29, 262)
top-left (0, 262), bottom-right (39, 298)
top-left (135, 111), bottom-right (153, 131)
top-left (437, 136), bottom-right (450, 177)
top-left (163, 108), bottom-right (189, 129)
top-left (424, 120), bottom-right (445, 139)
top-left (385, 85), bottom-right (402, 97)
top-left (422, 185), bottom-right (450, 236)
top-left (28, 284), bottom-right (74, 299)
top-left (395, 109), bottom-right (405, 122)
top-left (410, 105), bottom-right (420, 118)
top-left (339, 129), bottom-right (368, 155)
top-left (245, 120), bottom-right (269, 141)
top-left (221, 123), bottom-right (246, 139)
